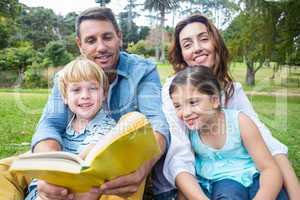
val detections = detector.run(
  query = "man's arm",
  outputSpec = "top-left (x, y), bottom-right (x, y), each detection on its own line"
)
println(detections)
top-left (99, 64), bottom-right (169, 197)
top-left (32, 75), bottom-right (67, 152)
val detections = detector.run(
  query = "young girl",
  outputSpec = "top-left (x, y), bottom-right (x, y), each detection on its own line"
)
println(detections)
top-left (162, 14), bottom-right (299, 199)
top-left (169, 66), bottom-right (288, 200)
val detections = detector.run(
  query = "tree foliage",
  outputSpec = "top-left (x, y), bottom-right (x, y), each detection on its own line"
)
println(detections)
top-left (224, 0), bottom-right (300, 85)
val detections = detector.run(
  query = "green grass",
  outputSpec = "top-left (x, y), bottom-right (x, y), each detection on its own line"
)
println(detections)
top-left (0, 63), bottom-right (299, 179)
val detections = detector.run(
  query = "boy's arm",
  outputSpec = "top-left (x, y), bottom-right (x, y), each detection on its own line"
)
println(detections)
top-left (239, 112), bottom-right (283, 200)
top-left (176, 172), bottom-right (209, 200)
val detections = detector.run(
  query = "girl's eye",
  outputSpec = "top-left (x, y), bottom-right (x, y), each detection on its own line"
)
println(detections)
top-left (173, 104), bottom-right (181, 110)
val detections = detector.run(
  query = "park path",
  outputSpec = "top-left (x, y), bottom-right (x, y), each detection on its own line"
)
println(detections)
top-left (245, 91), bottom-right (300, 97)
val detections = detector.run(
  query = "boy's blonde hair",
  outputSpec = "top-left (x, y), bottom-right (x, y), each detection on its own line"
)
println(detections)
top-left (59, 56), bottom-right (109, 99)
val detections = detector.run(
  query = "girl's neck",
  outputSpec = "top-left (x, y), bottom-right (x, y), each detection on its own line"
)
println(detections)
top-left (198, 111), bottom-right (225, 136)
top-left (72, 117), bottom-right (90, 133)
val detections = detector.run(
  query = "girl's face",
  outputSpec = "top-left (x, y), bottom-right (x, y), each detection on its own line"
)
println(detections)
top-left (179, 22), bottom-right (216, 68)
top-left (171, 84), bottom-right (220, 130)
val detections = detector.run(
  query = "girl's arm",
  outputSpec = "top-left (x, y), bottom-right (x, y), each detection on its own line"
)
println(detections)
top-left (239, 112), bottom-right (283, 200)
top-left (175, 172), bottom-right (209, 200)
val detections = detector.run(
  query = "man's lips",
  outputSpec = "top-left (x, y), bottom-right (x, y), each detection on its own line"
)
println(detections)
top-left (94, 54), bottom-right (112, 63)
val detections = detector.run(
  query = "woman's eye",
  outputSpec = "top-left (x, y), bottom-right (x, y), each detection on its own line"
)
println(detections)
top-left (183, 43), bottom-right (192, 49)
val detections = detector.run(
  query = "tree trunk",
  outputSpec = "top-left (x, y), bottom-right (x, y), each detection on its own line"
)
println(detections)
top-left (246, 60), bottom-right (255, 85)
top-left (160, 8), bottom-right (165, 62)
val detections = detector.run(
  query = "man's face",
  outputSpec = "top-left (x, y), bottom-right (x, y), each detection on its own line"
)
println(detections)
top-left (76, 19), bottom-right (122, 72)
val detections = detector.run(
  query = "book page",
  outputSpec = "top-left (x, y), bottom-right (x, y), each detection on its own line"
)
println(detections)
top-left (84, 112), bottom-right (146, 165)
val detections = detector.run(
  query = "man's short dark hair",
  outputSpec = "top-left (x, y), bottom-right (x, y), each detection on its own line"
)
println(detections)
top-left (75, 7), bottom-right (120, 38)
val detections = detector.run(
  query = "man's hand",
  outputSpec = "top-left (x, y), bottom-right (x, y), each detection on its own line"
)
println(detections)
top-left (99, 160), bottom-right (151, 197)
top-left (99, 131), bottom-right (166, 197)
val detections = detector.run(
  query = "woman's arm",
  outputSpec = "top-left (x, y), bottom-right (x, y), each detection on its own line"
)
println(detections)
top-left (239, 112), bottom-right (283, 200)
top-left (175, 172), bottom-right (209, 200)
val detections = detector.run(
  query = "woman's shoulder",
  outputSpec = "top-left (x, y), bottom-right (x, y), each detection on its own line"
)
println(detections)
top-left (163, 75), bottom-right (176, 87)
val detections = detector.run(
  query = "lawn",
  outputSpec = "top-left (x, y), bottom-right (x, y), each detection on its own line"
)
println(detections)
top-left (0, 63), bottom-right (299, 178)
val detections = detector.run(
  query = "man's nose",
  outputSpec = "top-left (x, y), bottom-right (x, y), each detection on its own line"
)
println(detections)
top-left (96, 39), bottom-right (107, 52)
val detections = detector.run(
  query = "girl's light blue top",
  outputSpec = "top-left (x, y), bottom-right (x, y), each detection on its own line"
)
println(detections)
top-left (189, 109), bottom-right (258, 192)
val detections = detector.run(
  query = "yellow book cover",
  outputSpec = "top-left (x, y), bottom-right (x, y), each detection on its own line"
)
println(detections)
top-left (9, 112), bottom-right (161, 193)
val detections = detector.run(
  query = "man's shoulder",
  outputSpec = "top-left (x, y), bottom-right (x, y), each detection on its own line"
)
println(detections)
top-left (120, 51), bottom-right (156, 74)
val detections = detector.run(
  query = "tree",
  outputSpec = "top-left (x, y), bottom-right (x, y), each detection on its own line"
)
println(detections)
top-left (119, 11), bottom-right (139, 49)
top-left (0, 0), bottom-right (20, 49)
top-left (144, 0), bottom-right (178, 62)
top-left (1, 45), bottom-right (37, 83)
top-left (224, 0), bottom-right (300, 85)
top-left (44, 41), bottom-right (73, 67)
top-left (17, 6), bottom-right (59, 49)
top-left (95, 0), bottom-right (111, 7)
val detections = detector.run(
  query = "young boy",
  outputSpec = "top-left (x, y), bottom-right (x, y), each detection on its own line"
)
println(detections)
top-left (25, 56), bottom-right (116, 200)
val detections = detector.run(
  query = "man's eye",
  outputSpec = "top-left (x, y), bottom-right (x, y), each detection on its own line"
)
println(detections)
top-left (103, 35), bottom-right (113, 41)
top-left (85, 38), bottom-right (96, 44)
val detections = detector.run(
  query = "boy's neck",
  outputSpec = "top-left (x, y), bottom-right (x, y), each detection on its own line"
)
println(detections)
top-left (72, 117), bottom-right (90, 133)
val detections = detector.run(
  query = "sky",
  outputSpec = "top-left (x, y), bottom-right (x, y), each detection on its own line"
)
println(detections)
top-left (18, 0), bottom-right (177, 27)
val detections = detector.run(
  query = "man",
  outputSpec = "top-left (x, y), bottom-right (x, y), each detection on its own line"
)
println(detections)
top-left (0, 7), bottom-right (174, 200)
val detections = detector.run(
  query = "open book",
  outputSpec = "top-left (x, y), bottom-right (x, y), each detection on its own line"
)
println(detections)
top-left (9, 112), bottom-right (161, 193)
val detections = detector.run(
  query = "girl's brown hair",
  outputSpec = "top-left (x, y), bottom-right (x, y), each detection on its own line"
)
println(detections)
top-left (168, 14), bottom-right (234, 104)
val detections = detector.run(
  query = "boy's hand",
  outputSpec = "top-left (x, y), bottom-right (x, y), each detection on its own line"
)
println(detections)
top-left (37, 180), bottom-right (74, 200)
top-left (79, 144), bottom-right (95, 159)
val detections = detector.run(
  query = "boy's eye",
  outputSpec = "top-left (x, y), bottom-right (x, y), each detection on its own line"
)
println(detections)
top-left (189, 100), bottom-right (199, 106)
top-left (89, 86), bottom-right (98, 91)
top-left (70, 88), bottom-right (80, 93)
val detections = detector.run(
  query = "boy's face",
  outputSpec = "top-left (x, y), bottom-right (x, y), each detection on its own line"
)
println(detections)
top-left (64, 80), bottom-right (105, 122)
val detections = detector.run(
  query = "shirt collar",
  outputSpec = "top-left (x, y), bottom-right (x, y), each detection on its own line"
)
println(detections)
top-left (115, 51), bottom-right (129, 78)
top-left (66, 108), bottom-right (109, 134)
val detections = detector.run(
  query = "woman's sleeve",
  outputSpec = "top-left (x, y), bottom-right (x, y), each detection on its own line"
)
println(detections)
top-left (229, 83), bottom-right (288, 155)
top-left (161, 77), bottom-right (196, 187)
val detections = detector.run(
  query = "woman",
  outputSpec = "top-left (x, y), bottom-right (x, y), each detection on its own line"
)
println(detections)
top-left (162, 14), bottom-right (299, 199)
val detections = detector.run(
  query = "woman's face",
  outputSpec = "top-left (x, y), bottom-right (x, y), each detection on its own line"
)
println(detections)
top-left (179, 22), bottom-right (216, 68)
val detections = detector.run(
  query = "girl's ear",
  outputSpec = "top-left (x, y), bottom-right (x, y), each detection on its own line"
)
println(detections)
top-left (211, 95), bottom-right (221, 109)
